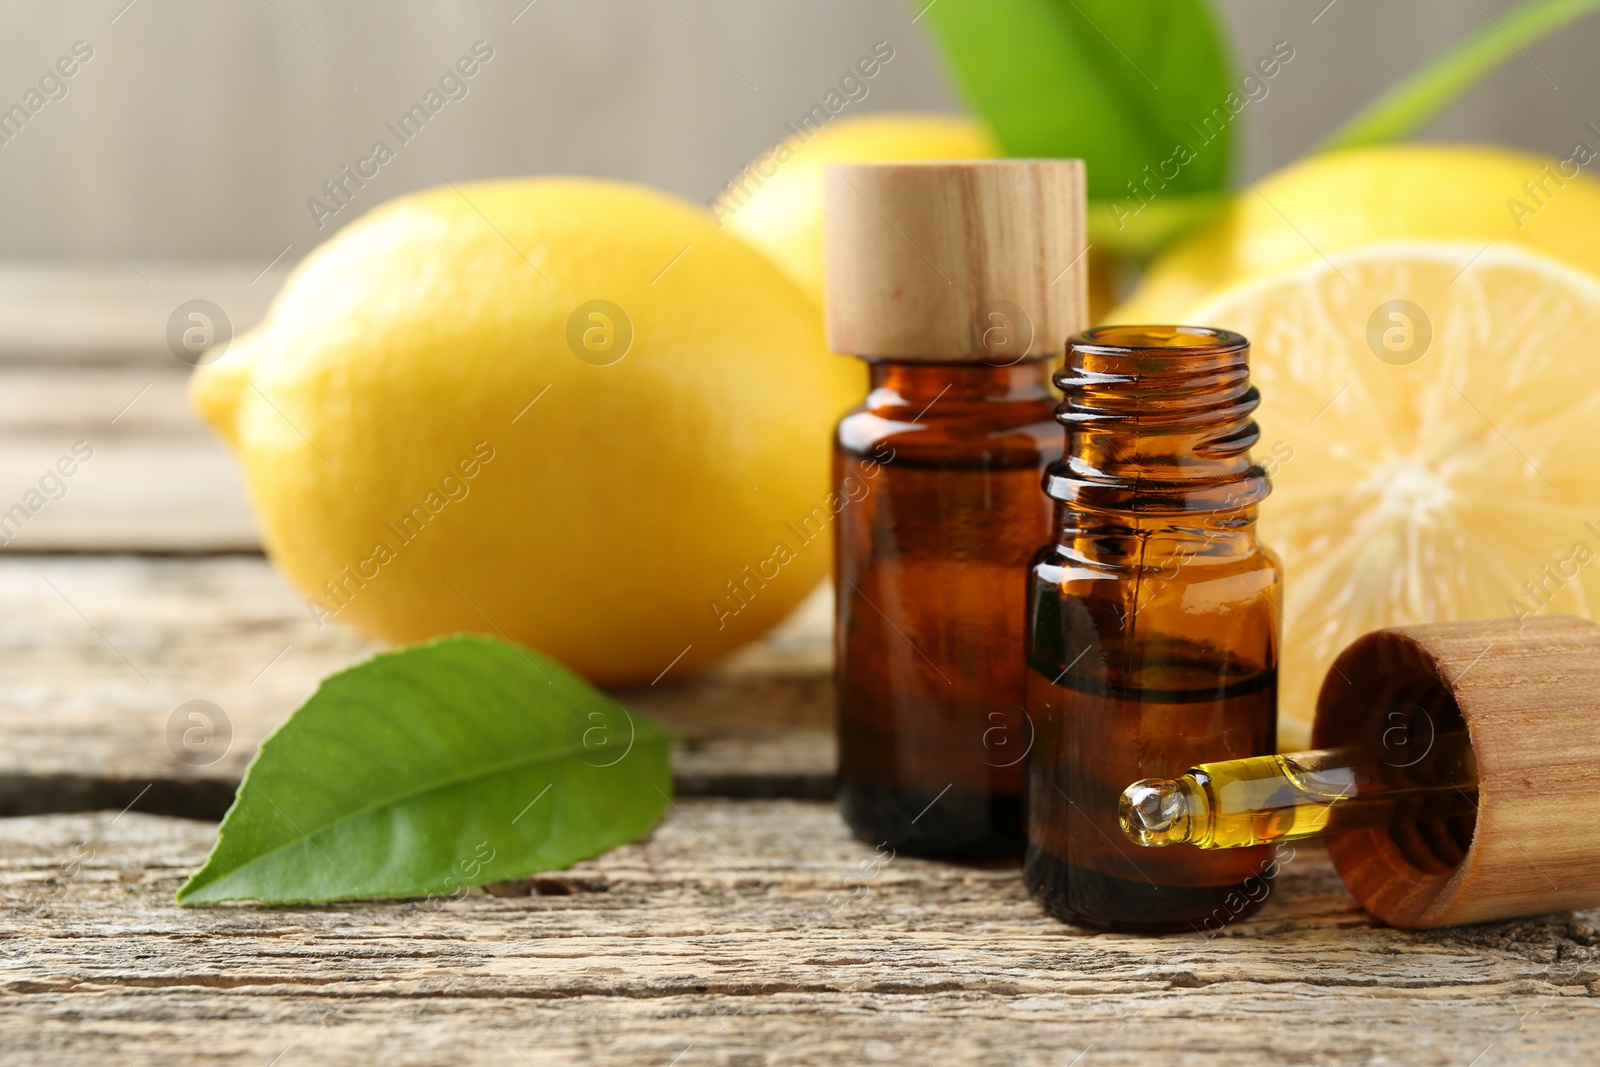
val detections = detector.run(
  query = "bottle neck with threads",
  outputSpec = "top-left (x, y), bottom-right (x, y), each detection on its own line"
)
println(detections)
top-left (844, 358), bottom-right (1059, 465)
top-left (1045, 325), bottom-right (1269, 562)
top-left (865, 358), bottom-right (1054, 407)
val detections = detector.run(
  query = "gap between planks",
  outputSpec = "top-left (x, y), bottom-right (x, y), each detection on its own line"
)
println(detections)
top-left (4, 803), bottom-right (1600, 1066)
top-left (0, 556), bottom-right (837, 818)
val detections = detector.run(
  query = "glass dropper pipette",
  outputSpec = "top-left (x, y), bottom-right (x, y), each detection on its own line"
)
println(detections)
top-left (1119, 731), bottom-right (1481, 850)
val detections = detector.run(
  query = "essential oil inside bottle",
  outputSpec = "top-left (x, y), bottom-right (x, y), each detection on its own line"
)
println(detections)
top-left (1023, 325), bottom-right (1282, 932)
top-left (835, 359), bottom-right (1060, 856)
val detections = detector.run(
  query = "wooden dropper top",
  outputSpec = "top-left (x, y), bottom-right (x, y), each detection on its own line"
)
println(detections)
top-left (822, 160), bottom-right (1088, 362)
top-left (1314, 614), bottom-right (1600, 928)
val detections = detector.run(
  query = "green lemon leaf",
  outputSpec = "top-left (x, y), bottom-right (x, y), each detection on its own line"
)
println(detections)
top-left (1320, 0), bottom-right (1600, 152)
top-left (916, 0), bottom-right (1236, 199)
top-left (1088, 190), bottom-right (1230, 258)
top-left (177, 635), bottom-right (671, 906)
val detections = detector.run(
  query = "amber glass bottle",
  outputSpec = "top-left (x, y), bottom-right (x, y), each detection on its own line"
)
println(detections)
top-left (823, 159), bottom-right (1088, 856)
top-left (835, 359), bottom-right (1060, 854)
top-left (1023, 326), bottom-right (1282, 932)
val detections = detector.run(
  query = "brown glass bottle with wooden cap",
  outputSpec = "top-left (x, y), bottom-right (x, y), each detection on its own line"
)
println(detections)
top-left (1024, 325), bottom-right (1282, 931)
top-left (823, 159), bottom-right (1088, 856)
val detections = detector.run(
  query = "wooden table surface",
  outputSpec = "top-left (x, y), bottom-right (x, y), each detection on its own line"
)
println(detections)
top-left (2, 268), bottom-right (1598, 1065)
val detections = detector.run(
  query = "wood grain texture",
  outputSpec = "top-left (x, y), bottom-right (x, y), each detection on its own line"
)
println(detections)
top-left (3, 805), bottom-right (1600, 1065)
top-left (0, 363), bottom-right (258, 551)
top-left (824, 160), bottom-right (1088, 361)
top-left (0, 556), bottom-right (836, 818)
top-left (0, 267), bottom-right (265, 551)
top-left (0, 263), bottom-right (278, 365)
top-left (1316, 615), bottom-right (1600, 929)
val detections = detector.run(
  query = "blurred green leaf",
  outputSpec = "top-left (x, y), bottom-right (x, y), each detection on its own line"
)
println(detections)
top-left (917, 0), bottom-right (1237, 199)
top-left (1087, 191), bottom-right (1230, 258)
top-left (178, 635), bottom-right (671, 905)
top-left (1320, 0), bottom-right (1600, 152)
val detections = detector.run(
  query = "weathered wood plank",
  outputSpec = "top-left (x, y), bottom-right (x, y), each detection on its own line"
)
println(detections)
top-left (0, 556), bottom-right (834, 814)
top-left (0, 365), bottom-right (258, 552)
top-left (0, 264), bottom-right (271, 551)
top-left (0, 263), bottom-right (277, 366)
top-left (2, 805), bottom-right (1598, 1065)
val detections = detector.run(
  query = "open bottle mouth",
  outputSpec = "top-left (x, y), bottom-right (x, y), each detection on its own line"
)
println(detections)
top-left (1069, 325), bottom-right (1249, 354)
top-left (1047, 324), bottom-right (1267, 515)
top-left (1058, 324), bottom-right (1253, 399)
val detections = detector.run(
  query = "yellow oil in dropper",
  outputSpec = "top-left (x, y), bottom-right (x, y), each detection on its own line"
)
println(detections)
top-left (1120, 731), bottom-right (1479, 849)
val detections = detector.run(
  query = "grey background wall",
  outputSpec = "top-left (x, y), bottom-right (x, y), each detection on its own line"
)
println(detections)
top-left (2, 0), bottom-right (1597, 262)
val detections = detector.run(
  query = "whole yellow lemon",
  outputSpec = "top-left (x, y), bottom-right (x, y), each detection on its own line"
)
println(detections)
top-left (1114, 143), bottom-right (1600, 322)
top-left (192, 179), bottom-right (863, 684)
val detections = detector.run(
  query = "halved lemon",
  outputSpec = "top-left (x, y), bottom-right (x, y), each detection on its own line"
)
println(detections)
top-left (1187, 241), bottom-right (1600, 746)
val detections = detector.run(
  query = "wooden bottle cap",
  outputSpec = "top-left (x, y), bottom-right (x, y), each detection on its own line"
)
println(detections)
top-left (823, 160), bottom-right (1088, 362)
top-left (1313, 614), bottom-right (1600, 929)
